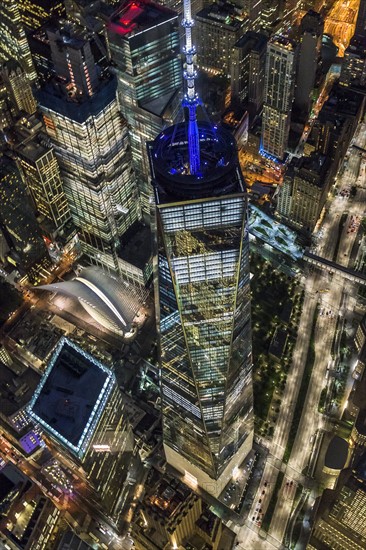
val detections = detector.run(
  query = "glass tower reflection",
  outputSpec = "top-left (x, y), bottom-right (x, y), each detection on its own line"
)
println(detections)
top-left (149, 122), bottom-right (253, 494)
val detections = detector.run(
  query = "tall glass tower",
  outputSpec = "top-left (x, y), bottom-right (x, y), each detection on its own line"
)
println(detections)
top-left (149, 0), bottom-right (253, 497)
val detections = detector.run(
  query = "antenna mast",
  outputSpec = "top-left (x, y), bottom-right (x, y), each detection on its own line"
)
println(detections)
top-left (182, 0), bottom-right (200, 175)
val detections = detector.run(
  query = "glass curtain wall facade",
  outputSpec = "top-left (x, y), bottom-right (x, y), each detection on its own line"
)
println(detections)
top-left (0, 157), bottom-right (51, 283)
top-left (261, 36), bottom-right (297, 161)
top-left (150, 123), bottom-right (253, 495)
top-left (38, 76), bottom-right (140, 275)
top-left (17, 145), bottom-right (70, 232)
top-left (108, 1), bottom-right (182, 218)
top-left (0, 0), bottom-right (37, 83)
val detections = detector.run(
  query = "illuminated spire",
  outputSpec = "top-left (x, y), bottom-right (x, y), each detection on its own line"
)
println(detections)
top-left (182, 0), bottom-right (200, 175)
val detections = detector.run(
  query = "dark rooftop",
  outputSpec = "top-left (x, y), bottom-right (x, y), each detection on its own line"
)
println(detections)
top-left (0, 473), bottom-right (16, 503)
top-left (355, 408), bottom-right (366, 436)
top-left (197, 1), bottom-right (246, 29)
top-left (55, 530), bottom-right (92, 550)
top-left (234, 31), bottom-right (267, 51)
top-left (0, 360), bottom-right (41, 419)
top-left (118, 221), bottom-right (152, 270)
top-left (324, 435), bottom-right (348, 470)
top-left (28, 338), bottom-right (114, 457)
top-left (354, 450), bottom-right (366, 483)
top-left (36, 74), bottom-right (117, 123)
top-left (319, 85), bottom-right (365, 121)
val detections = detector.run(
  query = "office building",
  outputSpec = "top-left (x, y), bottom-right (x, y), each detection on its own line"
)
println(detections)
top-left (312, 85), bottom-right (365, 179)
top-left (0, 61), bottom-right (37, 116)
top-left (241, 0), bottom-right (262, 29)
top-left (0, 0), bottom-right (37, 83)
top-left (11, 116), bottom-right (71, 235)
top-left (346, 345), bottom-right (366, 446)
top-left (38, 26), bottom-right (143, 281)
top-left (0, 76), bottom-right (13, 131)
top-left (340, 37), bottom-right (366, 88)
top-left (307, 454), bottom-right (366, 550)
top-left (108, 0), bottom-right (182, 218)
top-left (276, 153), bottom-right (331, 234)
top-left (231, 31), bottom-right (267, 111)
top-left (259, 0), bottom-right (280, 30)
top-left (0, 157), bottom-right (51, 284)
top-left (196, 2), bottom-right (249, 76)
top-left (28, 338), bottom-right (135, 519)
top-left (0, 347), bottom-right (41, 434)
top-left (55, 530), bottom-right (93, 550)
top-left (294, 11), bottom-right (323, 120)
top-left (354, 0), bottom-right (366, 41)
top-left (149, 0), bottom-right (253, 497)
top-left (0, 464), bottom-right (64, 549)
top-left (355, 314), bottom-right (366, 351)
top-left (132, 470), bottom-right (225, 550)
top-left (261, 36), bottom-right (297, 161)
top-left (0, 344), bottom-right (13, 367)
top-left (19, 0), bottom-right (66, 33)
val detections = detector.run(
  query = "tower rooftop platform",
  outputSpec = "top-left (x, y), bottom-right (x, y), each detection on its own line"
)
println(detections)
top-left (150, 122), bottom-right (244, 203)
top-left (108, 0), bottom-right (176, 39)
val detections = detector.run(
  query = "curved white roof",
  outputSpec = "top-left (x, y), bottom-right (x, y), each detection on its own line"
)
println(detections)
top-left (38, 267), bottom-right (142, 335)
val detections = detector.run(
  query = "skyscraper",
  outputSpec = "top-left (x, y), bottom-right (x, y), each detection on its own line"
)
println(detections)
top-left (19, 0), bottom-right (66, 33)
top-left (38, 25), bottom-right (142, 281)
top-left (195, 2), bottom-right (249, 76)
top-left (294, 11), bottom-right (323, 121)
top-left (149, 0), bottom-right (253, 496)
top-left (276, 153), bottom-right (331, 234)
top-left (13, 116), bottom-right (71, 235)
top-left (354, 0), bottom-right (366, 41)
top-left (0, 0), bottom-right (37, 83)
top-left (261, 36), bottom-right (297, 161)
top-left (231, 31), bottom-right (267, 111)
top-left (0, 61), bottom-right (37, 116)
top-left (0, 156), bottom-right (51, 283)
top-left (108, 0), bottom-right (182, 218)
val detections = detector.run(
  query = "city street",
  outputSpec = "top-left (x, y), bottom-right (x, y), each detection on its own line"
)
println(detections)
top-left (237, 114), bottom-right (366, 548)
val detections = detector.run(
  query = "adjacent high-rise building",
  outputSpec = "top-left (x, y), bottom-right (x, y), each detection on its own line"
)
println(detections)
top-left (308, 454), bottom-right (366, 550)
top-left (312, 85), bottom-right (365, 179)
top-left (38, 25), bottom-right (143, 281)
top-left (259, 0), bottom-right (280, 30)
top-left (0, 156), bottom-right (51, 283)
top-left (132, 470), bottom-right (224, 550)
top-left (196, 2), bottom-right (249, 76)
top-left (0, 464), bottom-right (63, 549)
top-left (0, 0), bottom-right (37, 83)
top-left (354, 0), bottom-right (366, 41)
top-left (108, 0), bottom-right (182, 218)
top-left (0, 60), bottom-right (37, 116)
top-left (149, 0), bottom-right (253, 497)
top-left (12, 116), bottom-right (71, 235)
top-left (261, 36), bottom-right (297, 161)
top-left (294, 11), bottom-right (323, 120)
top-left (19, 0), bottom-right (66, 33)
top-left (231, 31), bottom-right (267, 111)
top-left (276, 153), bottom-right (331, 234)
top-left (340, 38), bottom-right (366, 88)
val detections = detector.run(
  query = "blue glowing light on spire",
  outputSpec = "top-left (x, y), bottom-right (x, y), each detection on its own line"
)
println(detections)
top-left (182, 0), bottom-right (200, 175)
